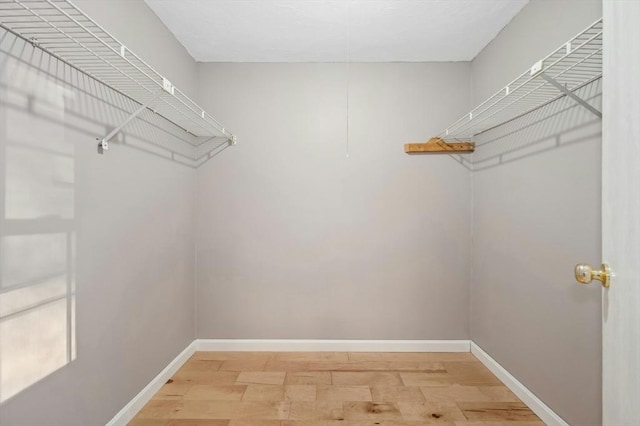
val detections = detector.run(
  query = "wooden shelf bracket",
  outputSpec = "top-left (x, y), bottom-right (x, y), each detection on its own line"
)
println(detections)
top-left (404, 137), bottom-right (475, 154)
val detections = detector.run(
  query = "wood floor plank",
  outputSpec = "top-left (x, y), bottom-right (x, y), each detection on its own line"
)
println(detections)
top-left (176, 401), bottom-right (290, 420)
top-left (180, 359), bottom-right (224, 372)
top-left (328, 421), bottom-right (437, 426)
top-left (135, 400), bottom-right (183, 420)
top-left (172, 371), bottom-right (240, 386)
top-left (454, 422), bottom-right (545, 426)
top-left (219, 359), bottom-right (268, 372)
top-left (347, 352), bottom-right (475, 362)
top-left (477, 386), bottom-right (520, 402)
top-left (397, 401), bottom-right (467, 422)
top-left (242, 385), bottom-right (285, 401)
top-left (420, 385), bottom-right (492, 402)
top-left (289, 401), bottom-right (344, 421)
top-left (332, 372), bottom-right (403, 386)
top-left (184, 385), bottom-right (247, 401)
top-left (385, 362), bottom-right (447, 372)
top-left (400, 372), bottom-right (502, 387)
top-left (342, 401), bottom-right (403, 421)
top-left (227, 420), bottom-right (282, 426)
top-left (155, 382), bottom-right (193, 400)
top-left (129, 352), bottom-right (542, 426)
top-left (285, 372), bottom-right (332, 385)
top-left (236, 372), bottom-right (287, 385)
top-left (328, 422), bottom-right (437, 426)
top-left (316, 385), bottom-right (372, 401)
top-left (128, 419), bottom-right (168, 426)
top-left (275, 352), bottom-right (349, 362)
top-left (285, 385), bottom-right (317, 401)
top-left (306, 362), bottom-right (379, 372)
top-left (265, 360), bottom-right (312, 371)
top-left (370, 385), bottom-right (426, 402)
top-left (457, 402), bottom-right (539, 421)
top-left (237, 384), bottom-right (319, 401)
top-left (399, 372), bottom-right (447, 387)
top-left (129, 421), bottom-right (230, 426)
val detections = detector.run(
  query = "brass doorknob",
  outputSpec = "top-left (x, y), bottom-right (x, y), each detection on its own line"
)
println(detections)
top-left (575, 263), bottom-right (611, 288)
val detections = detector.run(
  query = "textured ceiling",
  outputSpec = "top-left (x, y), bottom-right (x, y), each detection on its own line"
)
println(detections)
top-left (144, 0), bottom-right (529, 62)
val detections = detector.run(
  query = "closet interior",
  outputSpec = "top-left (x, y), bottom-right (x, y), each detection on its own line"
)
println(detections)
top-left (0, 1), bottom-right (608, 425)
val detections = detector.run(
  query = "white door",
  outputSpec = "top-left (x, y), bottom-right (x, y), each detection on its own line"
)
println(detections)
top-left (602, 1), bottom-right (640, 424)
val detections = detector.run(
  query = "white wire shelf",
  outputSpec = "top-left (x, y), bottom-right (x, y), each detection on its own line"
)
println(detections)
top-left (440, 18), bottom-right (603, 145)
top-left (0, 0), bottom-right (235, 159)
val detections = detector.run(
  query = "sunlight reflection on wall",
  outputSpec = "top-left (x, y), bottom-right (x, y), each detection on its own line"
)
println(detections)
top-left (0, 52), bottom-right (76, 403)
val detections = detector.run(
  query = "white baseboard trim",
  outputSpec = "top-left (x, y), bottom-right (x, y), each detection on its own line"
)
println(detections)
top-left (195, 339), bottom-right (471, 352)
top-left (106, 341), bottom-right (197, 426)
top-left (470, 342), bottom-right (569, 426)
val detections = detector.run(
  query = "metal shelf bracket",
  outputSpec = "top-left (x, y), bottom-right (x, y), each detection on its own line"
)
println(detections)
top-left (540, 72), bottom-right (602, 118)
top-left (98, 90), bottom-right (164, 154)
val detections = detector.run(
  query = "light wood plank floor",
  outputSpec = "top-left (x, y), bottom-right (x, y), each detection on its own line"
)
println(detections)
top-left (129, 351), bottom-right (543, 426)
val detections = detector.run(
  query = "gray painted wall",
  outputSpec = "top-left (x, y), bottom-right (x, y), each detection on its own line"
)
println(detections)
top-left (195, 63), bottom-right (472, 339)
top-left (470, 0), bottom-right (603, 424)
top-left (0, 1), bottom-right (197, 424)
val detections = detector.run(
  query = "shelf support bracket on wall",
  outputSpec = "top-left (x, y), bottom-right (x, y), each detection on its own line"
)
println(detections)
top-left (405, 137), bottom-right (475, 154)
top-left (539, 72), bottom-right (602, 118)
top-left (98, 89), bottom-right (165, 153)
